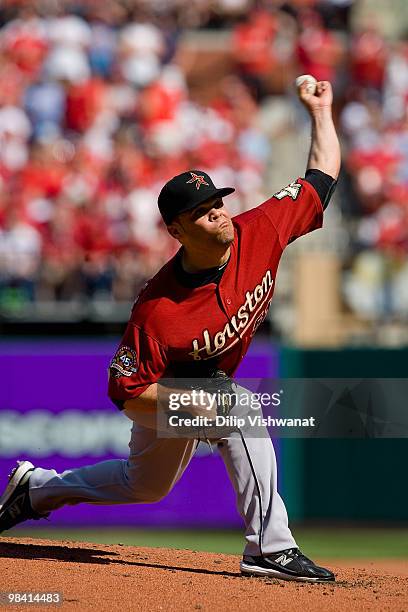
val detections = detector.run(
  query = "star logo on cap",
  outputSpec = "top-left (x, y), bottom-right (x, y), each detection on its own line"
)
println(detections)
top-left (186, 172), bottom-right (209, 190)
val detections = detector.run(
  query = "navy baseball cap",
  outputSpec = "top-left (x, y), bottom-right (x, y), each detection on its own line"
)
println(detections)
top-left (158, 170), bottom-right (235, 225)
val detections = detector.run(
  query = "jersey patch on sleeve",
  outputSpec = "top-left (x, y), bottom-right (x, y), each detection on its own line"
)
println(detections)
top-left (273, 181), bottom-right (302, 201)
top-left (109, 346), bottom-right (138, 379)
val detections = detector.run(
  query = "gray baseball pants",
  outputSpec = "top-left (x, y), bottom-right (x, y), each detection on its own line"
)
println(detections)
top-left (28, 386), bottom-right (297, 556)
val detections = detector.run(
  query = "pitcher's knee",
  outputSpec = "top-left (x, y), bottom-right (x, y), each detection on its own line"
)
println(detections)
top-left (126, 481), bottom-right (172, 503)
top-left (125, 472), bottom-right (172, 503)
top-left (139, 487), bottom-right (170, 503)
top-left (124, 458), bottom-right (177, 502)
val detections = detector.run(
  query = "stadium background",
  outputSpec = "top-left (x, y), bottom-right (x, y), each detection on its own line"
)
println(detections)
top-left (1, 0), bottom-right (407, 557)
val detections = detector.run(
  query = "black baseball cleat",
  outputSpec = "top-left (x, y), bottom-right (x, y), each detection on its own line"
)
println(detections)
top-left (0, 460), bottom-right (50, 534)
top-left (240, 548), bottom-right (335, 582)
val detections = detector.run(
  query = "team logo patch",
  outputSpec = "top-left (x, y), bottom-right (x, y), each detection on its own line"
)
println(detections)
top-left (186, 172), bottom-right (209, 190)
top-left (110, 346), bottom-right (138, 378)
top-left (273, 181), bottom-right (302, 201)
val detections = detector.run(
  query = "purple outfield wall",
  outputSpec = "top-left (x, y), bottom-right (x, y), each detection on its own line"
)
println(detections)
top-left (0, 338), bottom-right (278, 528)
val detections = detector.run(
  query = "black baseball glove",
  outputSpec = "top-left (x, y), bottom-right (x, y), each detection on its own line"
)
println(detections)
top-left (160, 369), bottom-right (237, 438)
top-left (196, 369), bottom-right (237, 418)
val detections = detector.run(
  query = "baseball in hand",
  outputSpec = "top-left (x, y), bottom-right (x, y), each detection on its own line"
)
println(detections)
top-left (295, 74), bottom-right (317, 95)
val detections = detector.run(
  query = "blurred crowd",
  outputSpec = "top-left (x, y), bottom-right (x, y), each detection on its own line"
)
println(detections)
top-left (0, 0), bottom-right (407, 329)
top-left (0, 0), bottom-right (275, 307)
top-left (339, 27), bottom-right (408, 321)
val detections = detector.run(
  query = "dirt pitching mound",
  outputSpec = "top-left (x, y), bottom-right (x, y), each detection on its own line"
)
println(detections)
top-left (0, 538), bottom-right (407, 611)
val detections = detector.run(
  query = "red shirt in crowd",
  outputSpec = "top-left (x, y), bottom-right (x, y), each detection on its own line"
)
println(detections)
top-left (232, 11), bottom-right (278, 77)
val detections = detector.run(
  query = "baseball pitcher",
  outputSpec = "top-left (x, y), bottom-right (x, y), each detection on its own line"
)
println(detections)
top-left (0, 80), bottom-right (340, 581)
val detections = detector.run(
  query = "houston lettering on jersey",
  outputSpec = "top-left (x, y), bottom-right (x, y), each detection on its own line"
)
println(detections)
top-left (189, 269), bottom-right (274, 361)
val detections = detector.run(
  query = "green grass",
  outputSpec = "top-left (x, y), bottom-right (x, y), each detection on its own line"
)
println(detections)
top-left (8, 527), bottom-right (408, 558)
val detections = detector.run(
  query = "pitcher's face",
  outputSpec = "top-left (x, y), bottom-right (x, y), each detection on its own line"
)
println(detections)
top-left (168, 197), bottom-right (234, 249)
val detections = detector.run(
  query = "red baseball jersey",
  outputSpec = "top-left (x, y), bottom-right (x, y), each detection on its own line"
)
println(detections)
top-left (108, 178), bottom-right (323, 405)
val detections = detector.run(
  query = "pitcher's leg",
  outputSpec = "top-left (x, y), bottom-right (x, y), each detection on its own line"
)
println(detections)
top-left (227, 425), bottom-right (335, 581)
top-left (29, 424), bottom-right (198, 513)
top-left (217, 393), bottom-right (297, 556)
